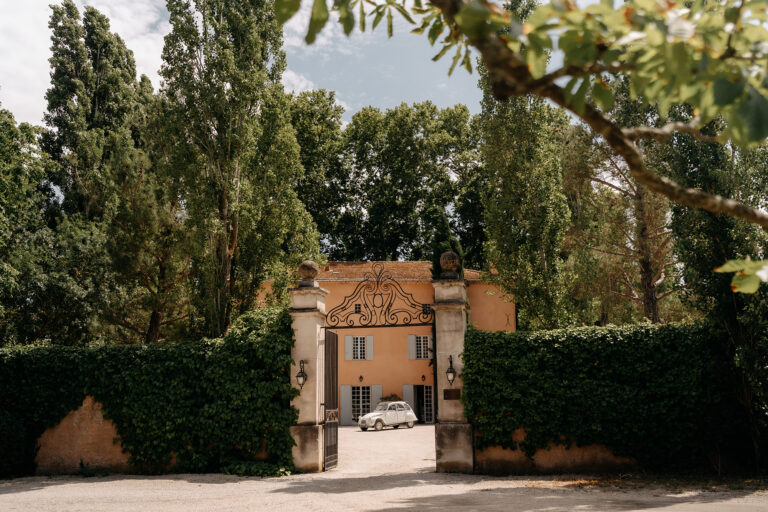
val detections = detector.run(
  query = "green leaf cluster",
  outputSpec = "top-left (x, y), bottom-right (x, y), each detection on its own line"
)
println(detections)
top-left (462, 323), bottom-right (753, 471)
top-left (519, 0), bottom-right (768, 142)
top-left (0, 307), bottom-right (298, 478)
top-left (715, 260), bottom-right (768, 294)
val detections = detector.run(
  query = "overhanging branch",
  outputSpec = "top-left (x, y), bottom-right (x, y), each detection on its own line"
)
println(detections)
top-left (622, 118), bottom-right (720, 144)
top-left (427, 0), bottom-right (768, 230)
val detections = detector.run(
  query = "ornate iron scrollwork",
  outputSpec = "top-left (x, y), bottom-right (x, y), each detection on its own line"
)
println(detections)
top-left (326, 263), bottom-right (433, 328)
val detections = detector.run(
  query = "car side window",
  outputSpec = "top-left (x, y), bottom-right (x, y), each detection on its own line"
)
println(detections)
top-left (388, 404), bottom-right (396, 410)
top-left (396, 404), bottom-right (404, 410)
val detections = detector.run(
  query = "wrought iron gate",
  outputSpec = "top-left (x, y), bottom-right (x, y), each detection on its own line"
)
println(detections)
top-left (323, 329), bottom-right (339, 470)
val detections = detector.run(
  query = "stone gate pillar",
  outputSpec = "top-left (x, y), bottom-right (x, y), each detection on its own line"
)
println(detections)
top-left (288, 260), bottom-right (328, 472)
top-left (432, 251), bottom-right (473, 473)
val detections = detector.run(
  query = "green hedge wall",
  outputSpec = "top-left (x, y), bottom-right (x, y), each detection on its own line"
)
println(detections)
top-left (462, 323), bottom-right (748, 471)
top-left (0, 307), bottom-right (298, 478)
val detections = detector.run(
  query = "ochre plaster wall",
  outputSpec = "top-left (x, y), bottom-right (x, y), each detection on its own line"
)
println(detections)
top-left (474, 429), bottom-right (635, 474)
top-left (35, 396), bottom-right (130, 474)
top-left (319, 277), bottom-right (516, 398)
top-left (322, 280), bottom-right (435, 397)
top-left (467, 281), bottom-right (516, 332)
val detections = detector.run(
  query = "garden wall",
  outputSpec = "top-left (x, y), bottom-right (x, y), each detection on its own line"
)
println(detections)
top-left (462, 323), bottom-right (741, 473)
top-left (35, 396), bottom-right (130, 474)
top-left (0, 307), bottom-right (297, 478)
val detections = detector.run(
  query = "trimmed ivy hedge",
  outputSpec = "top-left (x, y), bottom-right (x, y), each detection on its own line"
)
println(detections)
top-left (0, 307), bottom-right (298, 478)
top-left (462, 323), bottom-right (750, 471)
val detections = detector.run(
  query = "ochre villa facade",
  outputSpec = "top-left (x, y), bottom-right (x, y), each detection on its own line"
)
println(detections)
top-left (314, 261), bottom-right (515, 426)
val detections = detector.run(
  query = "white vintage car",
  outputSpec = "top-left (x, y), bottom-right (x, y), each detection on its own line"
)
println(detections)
top-left (358, 401), bottom-right (418, 431)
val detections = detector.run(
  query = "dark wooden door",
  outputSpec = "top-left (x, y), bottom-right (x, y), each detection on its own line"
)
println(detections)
top-left (323, 330), bottom-right (338, 470)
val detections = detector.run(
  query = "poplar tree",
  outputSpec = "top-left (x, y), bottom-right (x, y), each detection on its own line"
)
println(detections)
top-left (478, 73), bottom-right (573, 330)
top-left (161, 0), bottom-right (318, 336)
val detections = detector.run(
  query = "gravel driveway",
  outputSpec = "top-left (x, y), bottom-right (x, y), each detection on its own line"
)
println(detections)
top-left (1, 425), bottom-right (767, 511)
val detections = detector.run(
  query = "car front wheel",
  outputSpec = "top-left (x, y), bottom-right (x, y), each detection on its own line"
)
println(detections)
top-left (360, 427), bottom-right (368, 431)
top-left (374, 420), bottom-right (384, 431)
top-left (406, 421), bottom-right (414, 428)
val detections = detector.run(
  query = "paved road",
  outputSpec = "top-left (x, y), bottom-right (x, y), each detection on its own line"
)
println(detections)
top-left (1, 425), bottom-right (766, 511)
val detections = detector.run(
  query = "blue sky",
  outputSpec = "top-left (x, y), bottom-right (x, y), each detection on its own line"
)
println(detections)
top-left (0, 0), bottom-right (482, 126)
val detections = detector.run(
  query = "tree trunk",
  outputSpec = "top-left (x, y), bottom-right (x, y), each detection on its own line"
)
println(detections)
top-left (634, 189), bottom-right (661, 323)
top-left (145, 256), bottom-right (167, 344)
top-left (212, 190), bottom-right (238, 337)
top-left (145, 310), bottom-right (162, 344)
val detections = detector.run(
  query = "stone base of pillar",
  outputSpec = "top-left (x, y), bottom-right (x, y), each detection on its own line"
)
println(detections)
top-left (290, 425), bottom-right (324, 473)
top-left (435, 422), bottom-right (474, 473)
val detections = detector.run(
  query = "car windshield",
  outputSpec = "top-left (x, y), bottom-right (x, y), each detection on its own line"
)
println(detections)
top-left (374, 402), bottom-right (389, 411)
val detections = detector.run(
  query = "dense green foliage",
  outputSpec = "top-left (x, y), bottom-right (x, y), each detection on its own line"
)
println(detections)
top-left (0, 307), bottom-right (297, 478)
top-left (0, 107), bottom-right (54, 345)
top-left (0, 1), bottom-right (320, 346)
top-left (462, 324), bottom-right (753, 471)
top-left (478, 81), bottom-right (573, 330)
top-left (658, 111), bottom-right (768, 468)
top-left (333, 102), bottom-right (474, 261)
top-left (430, 211), bottom-right (465, 280)
top-left (289, 89), bottom-right (347, 254)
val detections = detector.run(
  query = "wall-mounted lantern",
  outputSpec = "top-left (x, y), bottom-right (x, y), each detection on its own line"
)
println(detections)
top-left (359, 375), bottom-right (364, 382)
top-left (446, 355), bottom-right (457, 386)
top-left (296, 360), bottom-right (307, 390)
top-left (421, 374), bottom-right (426, 382)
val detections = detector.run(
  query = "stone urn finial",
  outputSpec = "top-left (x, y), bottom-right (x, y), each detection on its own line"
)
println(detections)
top-left (439, 251), bottom-right (460, 280)
top-left (298, 260), bottom-right (319, 287)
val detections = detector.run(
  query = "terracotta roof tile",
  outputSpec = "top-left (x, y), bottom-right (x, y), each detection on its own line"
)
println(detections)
top-left (317, 261), bottom-right (481, 281)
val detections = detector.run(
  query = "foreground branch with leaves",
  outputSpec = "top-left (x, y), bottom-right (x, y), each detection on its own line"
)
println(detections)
top-left (277, 0), bottom-right (768, 291)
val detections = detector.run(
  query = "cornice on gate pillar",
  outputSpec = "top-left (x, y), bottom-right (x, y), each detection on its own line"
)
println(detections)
top-left (288, 261), bottom-right (328, 472)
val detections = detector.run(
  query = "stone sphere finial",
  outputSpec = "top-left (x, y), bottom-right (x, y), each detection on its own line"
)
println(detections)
top-left (440, 251), bottom-right (459, 272)
top-left (298, 260), bottom-right (319, 279)
top-left (439, 251), bottom-right (460, 279)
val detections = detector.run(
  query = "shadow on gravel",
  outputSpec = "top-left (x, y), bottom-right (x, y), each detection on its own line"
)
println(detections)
top-left (0, 473), bottom-right (247, 496)
top-left (269, 472), bottom-right (481, 494)
top-left (367, 486), bottom-right (758, 512)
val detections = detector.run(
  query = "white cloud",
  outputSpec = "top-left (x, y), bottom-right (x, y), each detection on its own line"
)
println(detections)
top-left (282, 70), bottom-right (352, 114)
top-left (81, 0), bottom-right (170, 87)
top-left (282, 69), bottom-right (316, 93)
top-left (0, 0), bottom-right (168, 126)
top-left (0, 2), bottom-right (53, 125)
top-left (335, 97), bottom-right (350, 112)
top-left (282, 0), bottom-right (382, 57)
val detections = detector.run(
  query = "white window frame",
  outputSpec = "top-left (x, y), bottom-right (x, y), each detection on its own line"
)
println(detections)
top-left (423, 385), bottom-right (434, 423)
top-left (352, 336), bottom-right (366, 360)
top-left (352, 385), bottom-right (371, 420)
top-left (415, 335), bottom-right (430, 360)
